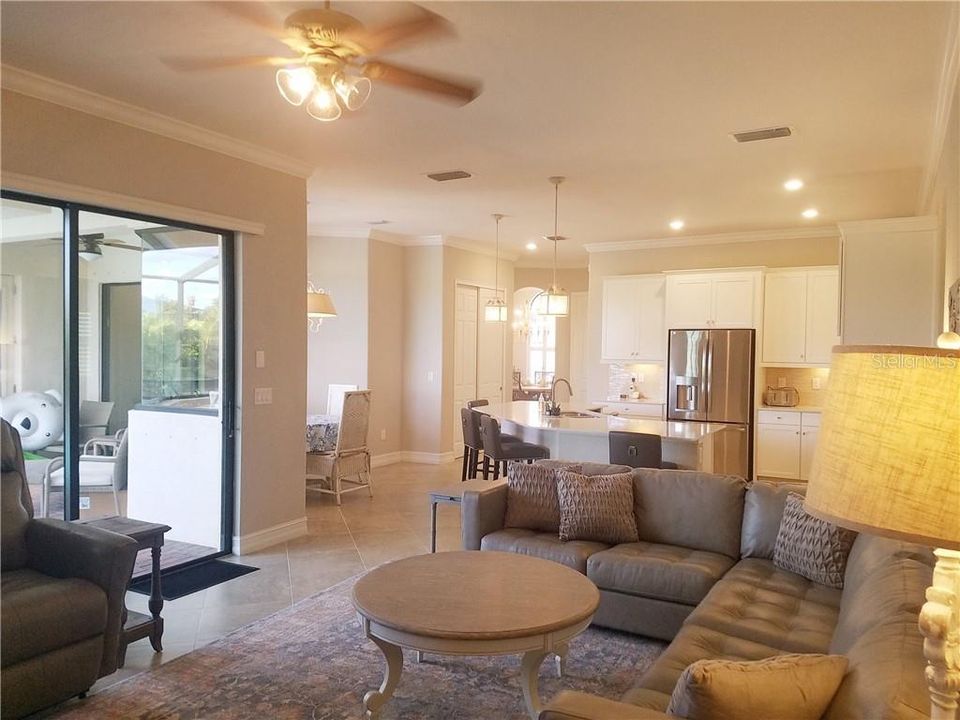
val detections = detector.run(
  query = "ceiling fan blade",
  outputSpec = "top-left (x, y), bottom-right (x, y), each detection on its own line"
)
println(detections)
top-left (100, 242), bottom-right (142, 252)
top-left (364, 60), bottom-right (480, 104)
top-left (162, 55), bottom-right (296, 72)
top-left (205, 1), bottom-right (286, 38)
top-left (345, 7), bottom-right (453, 54)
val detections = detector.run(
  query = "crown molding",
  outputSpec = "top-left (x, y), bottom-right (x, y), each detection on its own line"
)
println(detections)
top-left (308, 226), bottom-right (371, 239)
top-left (918, 3), bottom-right (960, 213)
top-left (319, 227), bottom-right (521, 260)
top-left (1, 171), bottom-right (266, 235)
top-left (838, 215), bottom-right (938, 235)
top-left (1, 65), bottom-right (315, 179)
top-left (583, 225), bottom-right (839, 253)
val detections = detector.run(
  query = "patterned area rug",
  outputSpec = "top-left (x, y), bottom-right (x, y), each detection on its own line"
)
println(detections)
top-left (52, 575), bottom-right (666, 719)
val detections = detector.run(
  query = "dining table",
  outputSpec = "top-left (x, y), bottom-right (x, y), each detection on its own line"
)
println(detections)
top-left (306, 414), bottom-right (340, 453)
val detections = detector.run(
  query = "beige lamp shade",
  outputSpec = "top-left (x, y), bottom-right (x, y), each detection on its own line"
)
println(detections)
top-left (804, 345), bottom-right (960, 550)
top-left (307, 290), bottom-right (337, 318)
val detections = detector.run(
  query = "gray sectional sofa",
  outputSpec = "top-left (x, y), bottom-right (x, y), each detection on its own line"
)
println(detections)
top-left (460, 460), bottom-right (934, 720)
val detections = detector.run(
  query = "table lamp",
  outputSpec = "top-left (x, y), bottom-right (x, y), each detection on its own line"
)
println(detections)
top-left (804, 344), bottom-right (960, 720)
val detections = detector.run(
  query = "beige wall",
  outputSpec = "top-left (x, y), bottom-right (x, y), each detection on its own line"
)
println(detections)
top-left (307, 236), bottom-right (368, 415)
top-left (1, 90), bottom-right (308, 542)
top-left (929, 75), bottom-right (959, 330)
top-left (586, 236), bottom-right (839, 400)
top-left (515, 267), bottom-right (589, 293)
top-left (401, 245), bottom-right (444, 454)
top-left (367, 239), bottom-right (404, 457)
top-left (440, 245), bottom-right (515, 454)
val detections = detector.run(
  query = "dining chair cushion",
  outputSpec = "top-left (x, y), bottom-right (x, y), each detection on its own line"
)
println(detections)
top-left (773, 494), bottom-right (858, 589)
top-left (557, 470), bottom-right (639, 545)
top-left (504, 462), bottom-right (582, 534)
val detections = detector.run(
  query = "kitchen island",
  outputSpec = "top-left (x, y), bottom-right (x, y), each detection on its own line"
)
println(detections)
top-left (482, 401), bottom-right (734, 472)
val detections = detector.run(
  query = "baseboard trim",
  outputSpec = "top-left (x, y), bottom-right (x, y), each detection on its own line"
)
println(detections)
top-left (371, 451), bottom-right (405, 468)
top-left (402, 451), bottom-right (455, 465)
top-left (232, 516), bottom-right (307, 555)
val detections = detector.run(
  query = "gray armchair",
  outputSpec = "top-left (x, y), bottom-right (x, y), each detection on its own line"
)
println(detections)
top-left (1, 419), bottom-right (138, 718)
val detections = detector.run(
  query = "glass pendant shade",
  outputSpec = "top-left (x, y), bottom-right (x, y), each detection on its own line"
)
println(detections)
top-left (541, 286), bottom-right (569, 316)
top-left (307, 290), bottom-right (337, 318)
top-left (484, 298), bottom-right (508, 323)
top-left (333, 74), bottom-right (373, 111)
top-left (276, 67), bottom-right (317, 106)
top-left (306, 84), bottom-right (343, 122)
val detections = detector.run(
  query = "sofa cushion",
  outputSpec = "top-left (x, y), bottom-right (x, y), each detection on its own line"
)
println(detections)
top-left (537, 460), bottom-right (632, 476)
top-left (557, 471), bottom-right (639, 544)
top-left (840, 533), bottom-right (935, 600)
top-left (587, 542), bottom-right (733, 606)
top-left (665, 653), bottom-right (848, 720)
top-left (479, 528), bottom-right (608, 574)
top-left (504, 462), bottom-right (580, 533)
top-left (1, 471), bottom-right (31, 571)
top-left (685, 558), bottom-right (841, 654)
top-left (631, 469), bottom-right (746, 559)
top-left (740, 481), bottom-right (806, 559)
top-left (774, 494), bottom-right (857, 589)
top-left (0, 568), bottom-right (107, 667)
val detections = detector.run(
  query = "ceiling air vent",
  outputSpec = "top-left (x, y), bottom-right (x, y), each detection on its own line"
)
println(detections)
top-left (427, 170), bottom-right (472, 182)
top-left (730, 126), bottom-right (793, 143)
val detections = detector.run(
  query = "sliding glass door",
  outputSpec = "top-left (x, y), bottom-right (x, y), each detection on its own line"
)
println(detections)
top-left (0, 192), bottom-right (236, 565)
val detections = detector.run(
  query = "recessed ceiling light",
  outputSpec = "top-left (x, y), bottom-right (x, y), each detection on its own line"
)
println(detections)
top-left (784, 178), bottom-right (804, 191)
top-left (802, 208), bottom-right (819, 219)
top-left (525, 242), bottom-right (538, 251)
top-left (669, 219), bottom-right (685, 231)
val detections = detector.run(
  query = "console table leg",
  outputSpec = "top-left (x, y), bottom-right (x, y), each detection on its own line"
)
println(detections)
top-left (520, 650), bottom-right (549, 720)
top-left (554, 642), bottom-right (568, 677)
top-left (148, 545), bottom-right (164, 652)
top-left (363, 636), bottom-right (404, 720)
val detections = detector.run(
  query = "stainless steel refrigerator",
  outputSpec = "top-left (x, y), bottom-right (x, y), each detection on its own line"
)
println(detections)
top-left (667, 328), bottom-right (755, 479)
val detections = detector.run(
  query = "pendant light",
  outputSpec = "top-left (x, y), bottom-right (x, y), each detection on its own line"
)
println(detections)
top-left (484, 213), bottom-right (508, 323)
top-left (538, 176), bottom-right (569, 316)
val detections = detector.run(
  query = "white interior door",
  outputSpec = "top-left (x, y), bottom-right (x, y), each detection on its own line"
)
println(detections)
top-left (453, 285), bottom-right (478, 455)
top-left (476, 287), bottom-right (504, 404)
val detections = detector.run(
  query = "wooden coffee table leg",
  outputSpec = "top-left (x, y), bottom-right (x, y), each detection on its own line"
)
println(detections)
top-left (520, 649), bottom-right (549, 720)
top-left (363, 635), bottom-right (403, 720)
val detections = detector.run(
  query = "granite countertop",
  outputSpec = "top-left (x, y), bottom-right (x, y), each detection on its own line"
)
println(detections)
top-left (482, 401), bottom-right (724, 442)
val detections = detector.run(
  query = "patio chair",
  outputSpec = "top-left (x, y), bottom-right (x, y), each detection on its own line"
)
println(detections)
top-left (42, 430), bottom-right (128, 517)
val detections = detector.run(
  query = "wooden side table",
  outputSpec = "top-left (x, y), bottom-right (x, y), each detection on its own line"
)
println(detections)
top-left (79, 516), bottom-right (170, 666)
top-left (427, 479), bottom-right (499, 553)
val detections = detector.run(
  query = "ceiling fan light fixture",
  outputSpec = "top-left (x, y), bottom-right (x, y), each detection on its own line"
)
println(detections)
top-left (276, 66), bottom-right (317, 106)
top-left (306, 82), bottom-right (343, 122)
top-left (333, 73), bottom-right (372, 111)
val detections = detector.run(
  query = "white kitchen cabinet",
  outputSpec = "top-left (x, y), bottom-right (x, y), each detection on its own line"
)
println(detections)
top-left (756, 410), bottom-right (821, 480)
top-left (601, 275), bottom-right (665, 362)
top-left (664, 271), bottom-right (761, 331)
top-left (762, 267), bottom-right (839, 366)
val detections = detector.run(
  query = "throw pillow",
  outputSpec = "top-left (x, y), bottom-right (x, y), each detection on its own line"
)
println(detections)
top-left (773, 493), bottom-right (858, 589)
top-left (504, 463), bottom-right (581, 533)
top-left (666, 654), bottom-right (848, 720)
top-left (556, 470), bottom-right (638, 544)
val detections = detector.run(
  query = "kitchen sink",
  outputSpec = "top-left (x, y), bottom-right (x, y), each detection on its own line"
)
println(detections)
top-left (558, 411), bottom-right (595, 418)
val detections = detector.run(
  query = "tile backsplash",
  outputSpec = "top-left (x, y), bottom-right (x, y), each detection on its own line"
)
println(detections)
top-left (761, 367), bottom-right (831, 407)
top-left (607, 363), bottom-right (665, 402)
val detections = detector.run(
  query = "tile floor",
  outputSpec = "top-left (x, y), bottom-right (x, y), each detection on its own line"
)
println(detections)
top-left (91, 460), bottom-right (466, 693)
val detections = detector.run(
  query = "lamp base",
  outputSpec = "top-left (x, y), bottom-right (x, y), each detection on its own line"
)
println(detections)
top-left (920, 548), bottom-right (960, 720)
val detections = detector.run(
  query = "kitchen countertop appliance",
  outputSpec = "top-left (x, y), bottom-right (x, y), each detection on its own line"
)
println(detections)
top-left (667, 328), bottom-right (755, 479)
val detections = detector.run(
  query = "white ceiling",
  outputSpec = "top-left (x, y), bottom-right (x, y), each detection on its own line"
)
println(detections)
top-left (0, 1), bottom-right (953, 266)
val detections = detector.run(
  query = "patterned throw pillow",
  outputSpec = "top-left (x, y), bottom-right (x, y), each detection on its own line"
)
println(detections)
top-left (556, 471), bottom-right (639, 544)
top-left (665, 653), bottom-right (848, 720)
top-left (773, 493), bottom-right (858, 589)
top-left (504, 463), bottom-right (581, 533)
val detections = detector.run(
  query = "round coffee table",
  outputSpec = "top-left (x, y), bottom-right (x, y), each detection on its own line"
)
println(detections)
top-left (352, 550), bottom-right (600, 719)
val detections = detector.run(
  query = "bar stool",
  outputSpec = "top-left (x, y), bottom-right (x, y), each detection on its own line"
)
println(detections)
top-left (460, 408), bottom-right (522, 481)
top-left (608, 431), bottom-right (678, 469)
top-left (467, 399), bottom-right (488, 409)
top-left (479, 415), bottom-right (550, 480)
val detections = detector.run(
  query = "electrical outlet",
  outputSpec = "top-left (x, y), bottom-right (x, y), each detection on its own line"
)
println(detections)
top-left (255, 350), bottom-right (266, 368)
top-left (254, 387), bottom-right (273, 405)
top-left (636, 374), bottom-right (645, 383)
top-left (777, 376), bottom-right (787, 388)
top-left (380, 429), bottom-right (387, 441)
top-left (79, 496), bottom-right (91, 510)
top-left (811, 376), bottom-right (822, 390)
top-left (427, 371), bottom-right (435, 383)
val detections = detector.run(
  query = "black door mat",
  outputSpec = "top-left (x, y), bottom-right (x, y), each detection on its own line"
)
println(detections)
top-left (129, 560), bottom-right (258, 600)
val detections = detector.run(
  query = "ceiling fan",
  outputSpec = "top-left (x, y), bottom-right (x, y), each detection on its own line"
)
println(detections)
top-left (164, 2), bottom-right (482, 122)
top-left (76, 234), bottom-right (142, 261)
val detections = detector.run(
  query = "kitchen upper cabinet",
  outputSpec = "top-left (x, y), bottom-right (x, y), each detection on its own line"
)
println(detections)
top-left (664, 271), bottom-right (760, 330)
top-left (601, 275), bottom-right (665, 362)
top-left (762, 267), bottom-right (839, 365)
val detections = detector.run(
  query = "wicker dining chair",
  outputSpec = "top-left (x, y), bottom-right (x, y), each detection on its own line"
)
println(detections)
top-left (306, 390), bottom-right (372, 505)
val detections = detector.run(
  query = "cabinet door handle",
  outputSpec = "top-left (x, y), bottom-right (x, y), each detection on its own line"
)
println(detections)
top-left (795, 431), bottom-right (801, 435)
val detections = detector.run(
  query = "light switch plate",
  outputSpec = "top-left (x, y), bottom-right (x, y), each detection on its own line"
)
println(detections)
top-left (380, 429), bottom-right (387, 440)
top-left (254, 387), bottom-right (273, 405)
top-left (811, 377), bottom-right (822, 390)
top-left (255, 350), bottom-right (266, 368)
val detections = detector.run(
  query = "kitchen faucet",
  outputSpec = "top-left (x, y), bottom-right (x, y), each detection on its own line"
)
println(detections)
top-left (546, 377), bottom-right (573, 415)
